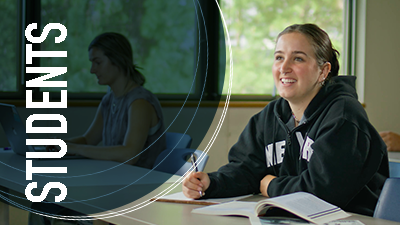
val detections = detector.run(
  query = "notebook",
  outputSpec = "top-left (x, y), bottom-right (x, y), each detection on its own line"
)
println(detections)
top-left (0, 103), bottom-right (85, 159)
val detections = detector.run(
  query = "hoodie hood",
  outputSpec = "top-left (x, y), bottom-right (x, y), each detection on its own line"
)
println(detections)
top-left (274, 76), bottom-right (358, 124)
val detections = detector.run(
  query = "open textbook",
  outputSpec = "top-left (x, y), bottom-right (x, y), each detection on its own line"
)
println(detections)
top-left (192, 192), bottom-right (351, 224)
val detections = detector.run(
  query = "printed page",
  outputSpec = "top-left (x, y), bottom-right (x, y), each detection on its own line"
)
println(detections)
top-left (257, 192), bottom-right (350, 224)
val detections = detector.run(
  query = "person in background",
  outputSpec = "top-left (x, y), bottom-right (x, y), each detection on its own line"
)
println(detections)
top-left (48, 32), bottom-right (166, 168)
top-left (183, 23), bottom-right (389, 216)
top-left (380, 131), bottom-right (400, 151)
top-left (29, 32), bottom-right (166, 225)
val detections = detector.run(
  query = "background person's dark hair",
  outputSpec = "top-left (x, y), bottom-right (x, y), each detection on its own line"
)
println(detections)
top-left (277, 23), bottom-right (340, 82)
top-left (88, 32), bottom-right (145, 86)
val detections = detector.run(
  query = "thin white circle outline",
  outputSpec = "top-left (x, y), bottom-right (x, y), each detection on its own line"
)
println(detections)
top-left (80, 0), bottom-right (234, 221)
top-left (18, 0), bottom-right (233, 221)
top-left (2, 0), bottom-right (209, 213)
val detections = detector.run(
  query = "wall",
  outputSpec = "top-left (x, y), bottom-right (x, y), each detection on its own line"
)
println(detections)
top-left (363, 0), bottom-right (400, 133)
top-left (196, 105), bottom-right (263, 172)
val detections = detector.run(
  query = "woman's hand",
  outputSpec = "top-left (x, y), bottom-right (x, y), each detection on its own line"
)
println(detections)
top-left (182, 172), bottom-right (210, 199)
top-left (45, 144), bottom-right (60, 152)
top-left (45, 136), bottom-right (62, 152)
top-left (260, 175), bottom-right (277, 197)
top-left (46, 140), bottom-right (77, 156)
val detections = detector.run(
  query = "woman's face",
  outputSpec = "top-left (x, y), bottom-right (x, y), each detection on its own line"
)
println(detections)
top-left (272, 32), bottom-right (329, 106)
top-left (89, 47), bottom-right (121, 85)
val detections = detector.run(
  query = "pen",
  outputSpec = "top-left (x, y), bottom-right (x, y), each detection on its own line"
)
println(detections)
top-left (190, 153), bottom-right (203, 197)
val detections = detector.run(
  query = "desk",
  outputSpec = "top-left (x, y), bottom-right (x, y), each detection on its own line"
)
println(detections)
top-left (0, 151), bottom-right (180, 216)
top-left (88, 150), bottom-right (400, 224)
top-left (389, 152), bottom-right (400, 162)
top-left (1, 151), bottom-right (399, 225)
top-left (88, 184), bottom-right (400, 225)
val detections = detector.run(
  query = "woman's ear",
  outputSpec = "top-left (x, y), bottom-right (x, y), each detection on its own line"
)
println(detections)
top-left (319, 62), bottom-right (331, 82)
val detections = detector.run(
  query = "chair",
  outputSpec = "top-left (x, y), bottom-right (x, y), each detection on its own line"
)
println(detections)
top-left (373, 177), bottom-right (400, 222)
top-left (153, 148), bottom-right (209, 176)
top-left (166, 132), bottom-right (192, 149)
top-left (389, 161), bottom-right (400, 178)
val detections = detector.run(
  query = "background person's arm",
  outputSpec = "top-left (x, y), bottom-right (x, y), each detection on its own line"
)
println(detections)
top-left (380, 131), bottom-right (400, 151)
top-left (46, 104), bottom-right (103, 152)
top-left (66, 99), bottom-right (157, 165)
top-left (68, 103), bottom-right (104, 145)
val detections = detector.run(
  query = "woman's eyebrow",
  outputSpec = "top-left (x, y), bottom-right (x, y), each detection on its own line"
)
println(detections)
top-left (292, 50), bottom-right (308, 56)
top-left (89, 56), bottom-right (100, 62)
top-left (274, 50), bottom-right (308, 56)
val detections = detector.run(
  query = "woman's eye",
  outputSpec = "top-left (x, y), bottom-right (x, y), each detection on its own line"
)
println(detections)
top-left (275, 56), bottom-right (283, 60)
top-left (295, 57), bottom-right (304, 62)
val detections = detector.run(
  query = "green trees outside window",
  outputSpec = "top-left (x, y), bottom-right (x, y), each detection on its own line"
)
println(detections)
top-left (0, 0), bottom-right (345, 98)
top-left (220, 0), bottom-right (344, 95)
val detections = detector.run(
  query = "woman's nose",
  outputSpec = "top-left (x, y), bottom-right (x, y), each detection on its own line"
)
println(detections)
top-left (90, 64), bottom-right (95, 74)
top-left (280, 60), bottom-right (292, 75)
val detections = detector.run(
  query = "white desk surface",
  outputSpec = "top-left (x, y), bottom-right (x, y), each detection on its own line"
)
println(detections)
top-left (389, 152), bottom-right (400, 162)
top-left (90, 184), bottom-right (400, 225)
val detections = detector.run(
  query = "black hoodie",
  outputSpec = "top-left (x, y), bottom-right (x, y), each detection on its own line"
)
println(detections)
top-left (205, 76), bottom-right (389, 216)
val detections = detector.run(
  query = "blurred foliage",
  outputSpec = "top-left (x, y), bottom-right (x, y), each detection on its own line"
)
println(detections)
top-left (0, 0), bottom-right (17, 92)
top-left (39, 0), bottom-right (196, 94)
top-left (1, 0), bottom-right (344, 96)
top-left (219, 0), bottom-right (344, 95)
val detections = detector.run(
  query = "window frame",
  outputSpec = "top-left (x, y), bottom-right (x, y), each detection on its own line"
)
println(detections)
top-left (2, 0), bottom-right (355, 103)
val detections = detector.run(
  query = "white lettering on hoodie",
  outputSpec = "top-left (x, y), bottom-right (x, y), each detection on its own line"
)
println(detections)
top-left (301, 136), bottom-right (314, 162)
top-left (265, 140), bottom-right (285, 167)
top-left (296, 131), bottom-right (315, 162)
top-left (265, 133), bottom-right (315, 167)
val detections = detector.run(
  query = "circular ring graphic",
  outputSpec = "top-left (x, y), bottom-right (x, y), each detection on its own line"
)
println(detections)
top-left (4, 0), bottom-right (233, 222)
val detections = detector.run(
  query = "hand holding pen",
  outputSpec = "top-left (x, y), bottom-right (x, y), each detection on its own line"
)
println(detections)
top-left (190, 153), bottom-right (203, 197)
top-left (182, 153), bottom-right (210, 199)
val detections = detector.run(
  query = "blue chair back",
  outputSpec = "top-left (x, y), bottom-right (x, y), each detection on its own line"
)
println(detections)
top-left (389, 161), bottom-right (400, 178)
top-left (373, 177), bottom-right (400, 222)
top-left (166, 132), bottom-right (192, 149)
top-left (153, 148), bottom-right (209, 176)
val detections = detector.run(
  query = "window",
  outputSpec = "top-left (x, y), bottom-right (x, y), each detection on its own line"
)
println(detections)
top-left (0, 0), bottom-right (19, 93)
top-left (219, 0), bottom-right (348, 98)
top-left (1, 0), bottom-right (205, 100)
top-left (0, 0), bottom-right (352, 101)
top-left (40, 0), bottom-right (197, 96)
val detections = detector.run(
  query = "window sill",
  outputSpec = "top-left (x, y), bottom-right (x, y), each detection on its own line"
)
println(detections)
top-left (1, 99), bottom-right (270, 108)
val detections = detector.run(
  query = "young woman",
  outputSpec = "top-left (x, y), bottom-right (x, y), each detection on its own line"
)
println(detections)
top-left (183, 24), bottom-right (389, 216)
top-left (29, 32), bottom-right (166, 225)
top-left (48, 32), bottom-right (166, 168)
